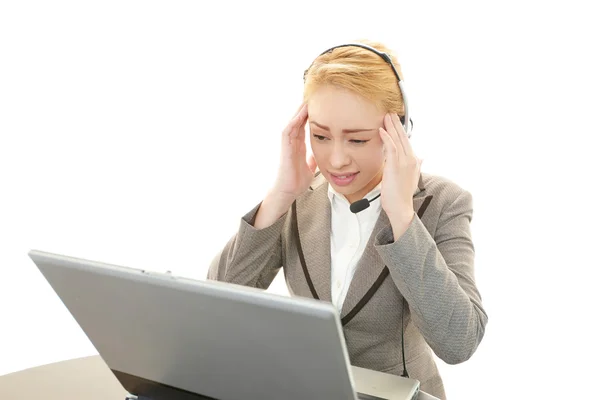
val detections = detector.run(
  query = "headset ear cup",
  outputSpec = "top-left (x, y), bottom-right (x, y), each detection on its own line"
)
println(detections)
top-left (398, 115), bottom-right (413, 138)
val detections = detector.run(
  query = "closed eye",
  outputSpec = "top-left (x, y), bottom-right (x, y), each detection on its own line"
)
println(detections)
top-left (313, 134), bottom-right (369, 144)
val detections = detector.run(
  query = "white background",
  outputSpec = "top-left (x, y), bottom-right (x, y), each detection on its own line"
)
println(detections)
top-left (1, 1), bottom-right (599, 399)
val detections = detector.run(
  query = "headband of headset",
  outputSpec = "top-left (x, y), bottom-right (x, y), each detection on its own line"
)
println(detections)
top-left (303, 43), bottom-right (413, 137)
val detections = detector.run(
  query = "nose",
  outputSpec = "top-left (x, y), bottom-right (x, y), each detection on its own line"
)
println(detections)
top-left (329, 141), bottom-right (351, 170)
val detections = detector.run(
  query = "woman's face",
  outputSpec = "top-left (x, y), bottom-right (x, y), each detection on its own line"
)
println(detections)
top-left (307, 85), bottom-right (386, 204)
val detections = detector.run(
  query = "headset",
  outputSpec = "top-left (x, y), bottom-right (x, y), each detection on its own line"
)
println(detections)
top-left (303, 42), bottom-right (413, 138)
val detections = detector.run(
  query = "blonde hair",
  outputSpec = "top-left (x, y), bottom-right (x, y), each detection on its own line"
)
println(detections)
top-left (302, 39), bottom-right (405, 116)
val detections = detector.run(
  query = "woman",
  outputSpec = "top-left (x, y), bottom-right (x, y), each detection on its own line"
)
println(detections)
top-left (207, 39), bottom-right (488, 399)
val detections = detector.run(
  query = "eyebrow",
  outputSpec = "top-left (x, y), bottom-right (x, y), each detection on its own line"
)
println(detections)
top-left (309, 120), bottom-right (378, 134)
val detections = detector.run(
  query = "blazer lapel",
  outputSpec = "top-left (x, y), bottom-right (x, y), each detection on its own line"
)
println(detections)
top-left (294, 173), bottom-right (332, 302)
top-left (293, 172), bottom-right (430, 314)
top-left (340, 173), bottom-right (429, 320)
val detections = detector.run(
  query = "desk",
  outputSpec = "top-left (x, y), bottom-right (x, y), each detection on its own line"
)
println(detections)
top-left (0, 356), bottom-right (437, 400)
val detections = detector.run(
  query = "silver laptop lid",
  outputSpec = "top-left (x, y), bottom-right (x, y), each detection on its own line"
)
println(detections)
top-left (28, 249), bottom-right (360, 400)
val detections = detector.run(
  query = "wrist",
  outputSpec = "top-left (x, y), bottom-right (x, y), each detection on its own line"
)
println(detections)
top-left (386, 205), bottom-right (415, 223)
top-left (389, 212), bottom-right (415, 241)
top-left (265, 189), bottom-right (296, 213)
top-left (252, 190), bottom-right (295, 230)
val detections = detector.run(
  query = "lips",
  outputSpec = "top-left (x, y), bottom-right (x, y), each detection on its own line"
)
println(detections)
top-left (331, 173), bottom-right (357, 179)
top-left (329, 171), bottom-right (359, 187)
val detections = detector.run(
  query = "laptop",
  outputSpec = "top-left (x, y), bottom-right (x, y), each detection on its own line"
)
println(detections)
top-left (28, 249), bottom-right (420, 400)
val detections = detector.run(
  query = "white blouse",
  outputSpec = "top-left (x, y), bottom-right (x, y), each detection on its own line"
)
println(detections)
top-left (327, 182), bottom-right (382, 312)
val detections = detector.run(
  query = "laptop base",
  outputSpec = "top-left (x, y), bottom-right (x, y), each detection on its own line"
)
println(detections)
top-left (123, 365), bottom-right (420, 400)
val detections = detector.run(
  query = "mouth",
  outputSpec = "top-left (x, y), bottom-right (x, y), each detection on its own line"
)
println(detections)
top-left (330, 172), bottom-right (358, 178)
top-left (329, 171), bottom-right (359, 186)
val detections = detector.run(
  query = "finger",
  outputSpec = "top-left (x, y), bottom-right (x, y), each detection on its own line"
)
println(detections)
top-left (296, 107), bottom-right (309, 141)
top-left (384, 113), bottom-right (404, 156)
top-left (295, 103), bottom-right (308, 123)
top-left (390, 113), bottom-right (414, 157)
top-left (385, 113), bottom-right (406, 157)
top-left (286, 102), bottom-right (307, 126)
top-left (293, 102), bottom-right (306, 117)
top-left (290, 104), bottom-right (309, 138)
top-left (390, 113), bottom-right (408, 138)
top-left (379, 127), bottom-right (398, 162)
top-left (282, 104), bottom-right (308, 144)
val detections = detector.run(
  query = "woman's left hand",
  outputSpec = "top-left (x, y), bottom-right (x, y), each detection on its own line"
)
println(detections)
top-left (379, 113), bottom-right (423, 239)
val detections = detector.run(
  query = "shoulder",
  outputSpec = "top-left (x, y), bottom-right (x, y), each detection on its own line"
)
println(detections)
top-left (420, 172), bottom-right (474, 227)
top-left (421, 172), bottom-right (471, 202)
top-left (420, 172), bottom-right (474, 224)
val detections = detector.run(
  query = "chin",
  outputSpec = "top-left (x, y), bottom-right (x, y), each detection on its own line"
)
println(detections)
top-left (329, 180), bottom-right (361, 195)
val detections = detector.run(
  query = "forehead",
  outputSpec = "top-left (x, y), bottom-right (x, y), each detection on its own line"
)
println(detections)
top-left (307, 85), bottom-right (384, 128)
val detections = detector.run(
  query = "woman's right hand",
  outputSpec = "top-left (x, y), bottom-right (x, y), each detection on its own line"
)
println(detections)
top-left (271, 103), bottom-right (317, 203)
top-left (253, 104), bottom-right (317, 229)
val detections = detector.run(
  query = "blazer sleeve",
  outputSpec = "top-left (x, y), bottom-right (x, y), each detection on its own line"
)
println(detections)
top-left (206, 202), bottom-right (286, 290)
top-left (374, 189), bottom-right (488, 365)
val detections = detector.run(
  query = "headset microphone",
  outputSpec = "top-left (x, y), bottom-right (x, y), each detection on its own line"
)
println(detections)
top-left (349, 193), bottom-right (381, 213)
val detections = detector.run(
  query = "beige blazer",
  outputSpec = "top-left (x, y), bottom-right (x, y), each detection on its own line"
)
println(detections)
top-left (207, 171), bottom-right (488, 399)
